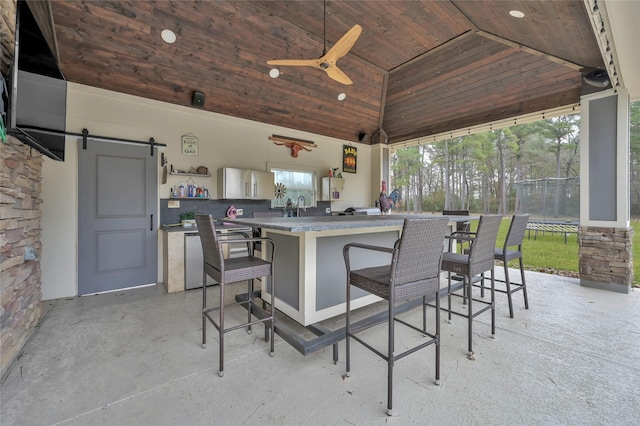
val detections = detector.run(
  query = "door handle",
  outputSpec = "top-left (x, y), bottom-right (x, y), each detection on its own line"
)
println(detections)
top-left (150, 214), bottom-right (153, 231)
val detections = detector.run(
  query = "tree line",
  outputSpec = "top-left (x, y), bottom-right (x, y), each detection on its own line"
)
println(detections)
top-left (390, 101), bottom-right (640, 217)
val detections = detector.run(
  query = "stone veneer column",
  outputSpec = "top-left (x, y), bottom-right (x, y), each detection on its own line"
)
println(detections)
top-left (579, 88), bottom-right (632, 293)
top-left (1, 135), bottom-right (44, 379)
top-left (579, 226), bottom-right (633, 293)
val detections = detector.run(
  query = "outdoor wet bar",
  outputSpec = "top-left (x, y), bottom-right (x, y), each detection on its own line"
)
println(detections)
top-left (224, 214), bottom-right (472, 326)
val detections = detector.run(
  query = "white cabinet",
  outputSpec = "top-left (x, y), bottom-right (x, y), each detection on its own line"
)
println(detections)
top-left (218, 168), bottom-right (247, 198)
top-left (252, 170), bottom-right (275, 199)
top-left (322, 177), bottom-right (345, 201)
top-left (218, 168), bottom-right (274, 199)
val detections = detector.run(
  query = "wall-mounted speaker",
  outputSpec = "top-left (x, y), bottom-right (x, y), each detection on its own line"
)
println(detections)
top-left (192, 91), bottom-right (206, 107)
top-left (358, 132), bottom-right (370, 142)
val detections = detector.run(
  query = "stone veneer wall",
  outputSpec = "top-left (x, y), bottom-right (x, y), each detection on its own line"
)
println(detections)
top-left (579, 226), bottom-right (633, 293)
top-left (0, 135), bottom-right (44, 379)
top-left (0, 0), bottom-right (16, 78)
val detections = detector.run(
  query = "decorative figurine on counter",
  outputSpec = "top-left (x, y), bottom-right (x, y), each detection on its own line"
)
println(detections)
top-left (379, 181), bottom-right (392, 216)
top-left (389, 188), bottom-right (402, 208)
top-left (274, 183), bottom-right (287, 207)
top-left (226, 205), bottom-right (238, 218)
top-left (286, 198), bottom-right (293, 208)
top-left (224, 205), bottom-right (238, 225)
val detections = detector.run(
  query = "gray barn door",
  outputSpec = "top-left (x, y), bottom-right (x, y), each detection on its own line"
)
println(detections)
top-left (78, 140), bottom-right (158, 295)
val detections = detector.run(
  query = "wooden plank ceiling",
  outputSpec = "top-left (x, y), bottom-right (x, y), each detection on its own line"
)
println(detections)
top-left (49, 0), bottom-right (607, 145)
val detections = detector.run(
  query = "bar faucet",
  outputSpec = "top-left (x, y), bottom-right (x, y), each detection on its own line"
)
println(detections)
top-left (297, 196), bottom-right (306, 217)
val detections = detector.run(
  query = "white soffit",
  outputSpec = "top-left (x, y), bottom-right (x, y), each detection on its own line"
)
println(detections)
top-left (605, 0), bottom-right (640, 101)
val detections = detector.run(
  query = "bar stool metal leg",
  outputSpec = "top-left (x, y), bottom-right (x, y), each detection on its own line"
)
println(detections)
top-left (202, 271), bottom-right (207, 349)
top-left (387, 294), bottom-right (395, 416)
top-left (219, 279), bottom-right (225, 377)
top-left (520, 256), bottom-right (529, 310)
top-left (504, 260), bottom-right (514, 318)
top-left (345, 274), bottom-right (352, 378)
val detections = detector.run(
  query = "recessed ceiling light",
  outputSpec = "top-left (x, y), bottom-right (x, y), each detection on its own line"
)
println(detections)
top-left (338, 93), bottom-right (346, 101)
top-left (509, 10), bottom-right (525, 18)
top-left (269, 68), bottom-right (280, 78)
top-left (161, 29), bottom-right (176, 44)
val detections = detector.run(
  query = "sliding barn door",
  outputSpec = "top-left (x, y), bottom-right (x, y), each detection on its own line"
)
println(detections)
top-left (78, 140), bottom-right (158, 295)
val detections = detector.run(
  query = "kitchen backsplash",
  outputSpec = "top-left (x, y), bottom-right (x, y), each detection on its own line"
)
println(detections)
top-left (160, 199), bottom-right (331, 225)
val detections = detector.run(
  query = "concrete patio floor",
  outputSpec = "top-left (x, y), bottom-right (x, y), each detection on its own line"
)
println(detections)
top-left (1, 269), bottom-right (639, 425)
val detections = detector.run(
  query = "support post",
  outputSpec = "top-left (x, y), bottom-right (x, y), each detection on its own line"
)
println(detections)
top-left (579, 88), bottom-right (633, 293)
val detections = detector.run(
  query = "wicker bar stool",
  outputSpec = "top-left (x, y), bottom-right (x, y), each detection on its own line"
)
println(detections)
top-left (443, 210), bottom-right (471, 252)
top-left (343, 217), bottom-right (448, 416)
top-left (195, 214), bottom-right (276, 377)
top-left (439, 214), bottom-right (502, 356)
top-left (480, 214), bottom-right (529, 318)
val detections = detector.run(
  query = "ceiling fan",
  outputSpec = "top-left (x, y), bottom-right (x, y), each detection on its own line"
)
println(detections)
top-left (267, 24), bottom-right (361, 85)
top-left (267, 2), bottom-right (362, 85)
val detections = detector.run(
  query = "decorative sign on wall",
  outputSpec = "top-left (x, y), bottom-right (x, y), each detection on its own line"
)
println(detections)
top-left (269, 134), bottom-right (316, 158)
top-left (343, 144), bottom-right (357, 173)
top-left (181, 133), bottom-right (199, 156)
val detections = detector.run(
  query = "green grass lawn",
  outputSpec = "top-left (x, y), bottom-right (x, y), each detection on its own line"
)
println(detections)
top-left (491, 217), bottom-right (639, 287)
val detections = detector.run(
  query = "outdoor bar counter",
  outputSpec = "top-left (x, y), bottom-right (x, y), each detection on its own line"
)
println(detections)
top-left (224, 214), bottom-right (473, 326)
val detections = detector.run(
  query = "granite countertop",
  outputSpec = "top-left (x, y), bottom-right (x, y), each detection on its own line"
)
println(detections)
top-left (222, 214), bottom-right (478, 233)
top-left (160, 222), bottom-right (252, 232)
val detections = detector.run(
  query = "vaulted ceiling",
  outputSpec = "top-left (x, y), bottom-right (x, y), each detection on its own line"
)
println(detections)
top-left (43, 1), bottom-right (611, 145)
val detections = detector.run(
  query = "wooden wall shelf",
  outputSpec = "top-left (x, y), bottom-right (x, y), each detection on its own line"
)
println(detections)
top-left (170, 172), bottom-right (211, 177)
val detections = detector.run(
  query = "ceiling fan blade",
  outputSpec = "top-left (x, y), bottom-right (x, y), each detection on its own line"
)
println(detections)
top-left (323, 65), bottom-right (353, 85)
top-left (323, 24), bottom-right (362, 63)
top-left (267, 59), bottom-right (319, 67)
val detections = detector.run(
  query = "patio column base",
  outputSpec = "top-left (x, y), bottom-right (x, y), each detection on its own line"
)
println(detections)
top-left (578, 226), bottom-right (633, 294)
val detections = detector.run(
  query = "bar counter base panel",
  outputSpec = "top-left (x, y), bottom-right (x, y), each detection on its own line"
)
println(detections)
top-left (260, 226), bottom-right (403, 326)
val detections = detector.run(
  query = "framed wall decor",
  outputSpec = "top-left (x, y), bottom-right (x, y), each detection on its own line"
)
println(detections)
top-left (181, 133), bottom-right (199, 156)
top-left (343, 144), bottom-right (357, 173)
